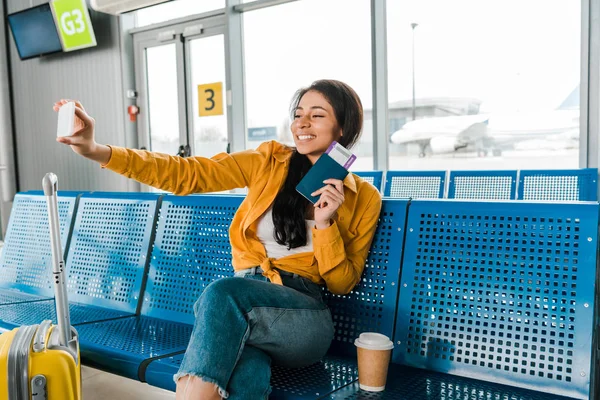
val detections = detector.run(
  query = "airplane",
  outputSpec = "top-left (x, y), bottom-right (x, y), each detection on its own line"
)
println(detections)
top-left (390, 114), bottom-right (491, 157)
top-left (390, 88), bottom-right (580, 157)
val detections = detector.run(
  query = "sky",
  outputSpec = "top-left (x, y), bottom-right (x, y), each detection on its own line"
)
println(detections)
top-left (386, 0), bottom-right (581, 113)
top-left (242, 0), bottom-right (580, 126)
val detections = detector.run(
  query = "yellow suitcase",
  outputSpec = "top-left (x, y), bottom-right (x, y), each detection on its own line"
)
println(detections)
top-left (0, 173), bottom-right (81, 399)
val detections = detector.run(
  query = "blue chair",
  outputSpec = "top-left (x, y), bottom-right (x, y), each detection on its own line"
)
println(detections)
top-left (143, 198), bottom-right (410, 398)
top-left (335, 199), bottom-right (599, 400)
top-left (448, 170), bottom-right (517, 200)
top-left (76, 194), bottom-right (242, 380)
top-left (518, 168), bottom-right (598, 201)
top-left (0, 192), bottom-right (159, 331)
top-left (384, 171), bottom-right (445, 198)
top-left (353, 171), bottom-right (384, 192)
top-left (330, 363), bottom-right (577, 399)
top-left (0, 192), bottom-right (78, 307)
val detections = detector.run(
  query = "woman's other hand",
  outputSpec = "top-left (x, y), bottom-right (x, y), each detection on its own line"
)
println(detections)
top-left (311, 178), bottom-right (345, 229)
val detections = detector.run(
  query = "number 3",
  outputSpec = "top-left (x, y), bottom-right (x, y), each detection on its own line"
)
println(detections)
top-left (204, 89), bottom-right (215, 111)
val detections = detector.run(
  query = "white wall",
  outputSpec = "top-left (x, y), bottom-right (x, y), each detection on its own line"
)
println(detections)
top-left (6, 0), bottom-right (136, 193)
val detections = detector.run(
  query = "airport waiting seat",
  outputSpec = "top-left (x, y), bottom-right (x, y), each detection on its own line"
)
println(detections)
top-left (333, 199), bottom-right (600, 400)
top-left (75, 194), bottom-right (242, 380)
top-left (384, 171), bottom-right (446, 198)
top-left (2, 191), bottom-right (598, 399)
top-left (518, 168), bottom-right (598, 201)
top-left (141, 198), bottom-right (409, 398)
top-left (352, 171), bottom-right (384, 192)
top-left (329, 364), bottom-right (582, 399)
top-left (0, 191), bottom-right (78, 307)
top-left (0, 192), bottom-right (159, 331)
top-left (448, 170), bottom-right (517, 200)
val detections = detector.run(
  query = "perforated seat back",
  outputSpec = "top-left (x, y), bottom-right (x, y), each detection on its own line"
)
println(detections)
top-left (353, 171), bottom-right (383, 192)
top-left (141, 195), bottom-right (242, 323)
top-left (519, 168), bottom-right (598, 201)
top-left (65, 193), bottom-right (159, 313)
top-left (385, 171), bottom-right (445, 199)
top-left (395, 199), bottom-right (599, 399)
top-left (0, 192), bottom-right (78, 296)
top-left (325, 199), bottom-right (409, 357)
top-left (449, 170), bottom-right (517, 200)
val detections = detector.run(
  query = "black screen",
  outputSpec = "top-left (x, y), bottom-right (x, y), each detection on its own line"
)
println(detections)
top-left (7, 3), bottom-right (63, 60)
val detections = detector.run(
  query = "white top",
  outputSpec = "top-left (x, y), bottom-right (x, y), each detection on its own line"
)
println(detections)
top-left (354, 332), bottom-right (394, 350)
top-left (255, 208), bottom-right (316, 259)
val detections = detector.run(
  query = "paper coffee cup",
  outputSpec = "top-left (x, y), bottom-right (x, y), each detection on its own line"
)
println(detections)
top-left (354, 332), bottom-right (393, 392)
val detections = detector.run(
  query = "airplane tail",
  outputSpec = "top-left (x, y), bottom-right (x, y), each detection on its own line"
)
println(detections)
top-left (559, 85), bottom-right (579, 110)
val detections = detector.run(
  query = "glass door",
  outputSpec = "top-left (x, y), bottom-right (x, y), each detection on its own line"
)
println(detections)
top-left (133, 16), bottom-right (228, 194)
top-left (134, 35), bottom-right (188, 156)
top-left (186, 31), bottom-right (228, 158)
top-left (145, 43), bottom-right (183, 155)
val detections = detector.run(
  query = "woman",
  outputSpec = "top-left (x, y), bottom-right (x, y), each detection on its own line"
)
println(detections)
top-left (54, 79), bottom-right (382, 399)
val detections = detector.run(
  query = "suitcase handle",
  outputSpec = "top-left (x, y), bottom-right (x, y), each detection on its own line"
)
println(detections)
top-left (43, 173), bottom-right (72, 347)
top-left (33, 320), bottom-right (52, 352)
top-left (42, 172), bottom-right (58, 196)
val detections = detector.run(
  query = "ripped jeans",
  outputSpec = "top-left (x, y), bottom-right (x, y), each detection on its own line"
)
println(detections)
top-left (174, 267), bottom-right (335, 399)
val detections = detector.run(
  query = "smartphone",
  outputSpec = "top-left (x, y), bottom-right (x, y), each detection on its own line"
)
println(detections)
top-left (56, 101), bottom-right (76, 137)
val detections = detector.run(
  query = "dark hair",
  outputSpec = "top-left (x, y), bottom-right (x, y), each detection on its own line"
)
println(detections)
top-left (272, 79), bottom-right (364, 249)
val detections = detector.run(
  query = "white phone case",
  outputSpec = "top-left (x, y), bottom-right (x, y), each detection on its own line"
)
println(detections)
top-left (56, 102), bottom-right (76, 137)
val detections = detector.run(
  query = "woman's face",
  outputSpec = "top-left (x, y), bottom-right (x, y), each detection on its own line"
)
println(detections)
top-left (291, 90), bottom-right (342, 164)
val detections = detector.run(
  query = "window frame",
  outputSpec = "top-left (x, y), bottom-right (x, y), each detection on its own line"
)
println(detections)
top-left (129, 0), bottom-right (597, 175)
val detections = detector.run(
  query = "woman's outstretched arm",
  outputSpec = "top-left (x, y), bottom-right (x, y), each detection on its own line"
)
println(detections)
top-left (54, 99), bottom-right (268, 194)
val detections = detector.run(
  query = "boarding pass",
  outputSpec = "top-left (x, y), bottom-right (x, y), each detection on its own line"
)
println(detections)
top-left (325, 141), bottom-right (356, 169)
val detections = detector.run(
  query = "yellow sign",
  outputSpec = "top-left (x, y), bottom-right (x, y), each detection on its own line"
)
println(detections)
top-left (51, 0), bottom-right (97, 52)
top-left (198, 82), bottom-right (224, 117)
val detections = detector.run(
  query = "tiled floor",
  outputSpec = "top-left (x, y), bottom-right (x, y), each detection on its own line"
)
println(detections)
top-left (82, 366), bottom-right (174, 399)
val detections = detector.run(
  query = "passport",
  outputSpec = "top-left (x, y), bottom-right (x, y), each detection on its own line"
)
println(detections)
top-left (296, 153), bottom-right (350, 204)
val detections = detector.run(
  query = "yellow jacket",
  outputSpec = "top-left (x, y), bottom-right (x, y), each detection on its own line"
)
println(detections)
top-left (103, 140), bottom-right (382, 295)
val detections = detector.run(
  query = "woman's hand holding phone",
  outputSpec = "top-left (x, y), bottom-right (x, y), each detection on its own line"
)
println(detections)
top-left (53, 99), bottom-right (112, 165)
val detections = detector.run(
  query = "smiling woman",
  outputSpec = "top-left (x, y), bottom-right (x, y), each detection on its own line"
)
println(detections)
top-left (273, 79), bottom-right (365, 249)
top-left (292, 89), bottom-right (358, 164)
top-left (291, 84), bottom-right (364, 162)
top-left (53, 79), bottom-right (382, 399)
top-left (292, 91), bottom-right (341, 164)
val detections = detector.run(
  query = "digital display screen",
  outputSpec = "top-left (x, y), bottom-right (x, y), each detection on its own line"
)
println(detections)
top-left (7, 4), bottom-right (63, 60)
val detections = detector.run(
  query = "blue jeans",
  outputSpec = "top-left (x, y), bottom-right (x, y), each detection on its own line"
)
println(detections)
top-left (174, 267), bottom-right (335, 399)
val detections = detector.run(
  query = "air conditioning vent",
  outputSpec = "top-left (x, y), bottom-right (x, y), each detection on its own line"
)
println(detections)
top-left (90, 0), bottom-right (170, 15)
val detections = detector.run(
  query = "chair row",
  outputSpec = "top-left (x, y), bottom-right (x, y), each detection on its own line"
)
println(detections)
top-left (354, 168), bottom-right (598, 201)
top-left (0, 191), bottom-right (598, 399)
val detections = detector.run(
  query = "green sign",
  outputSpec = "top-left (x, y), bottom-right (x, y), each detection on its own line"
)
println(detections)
top-left (51, 0), bottom-right (97, 52)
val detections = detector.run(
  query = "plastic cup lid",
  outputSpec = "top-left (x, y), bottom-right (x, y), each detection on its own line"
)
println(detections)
top-left (354, 332), bottom-right (394, 351)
